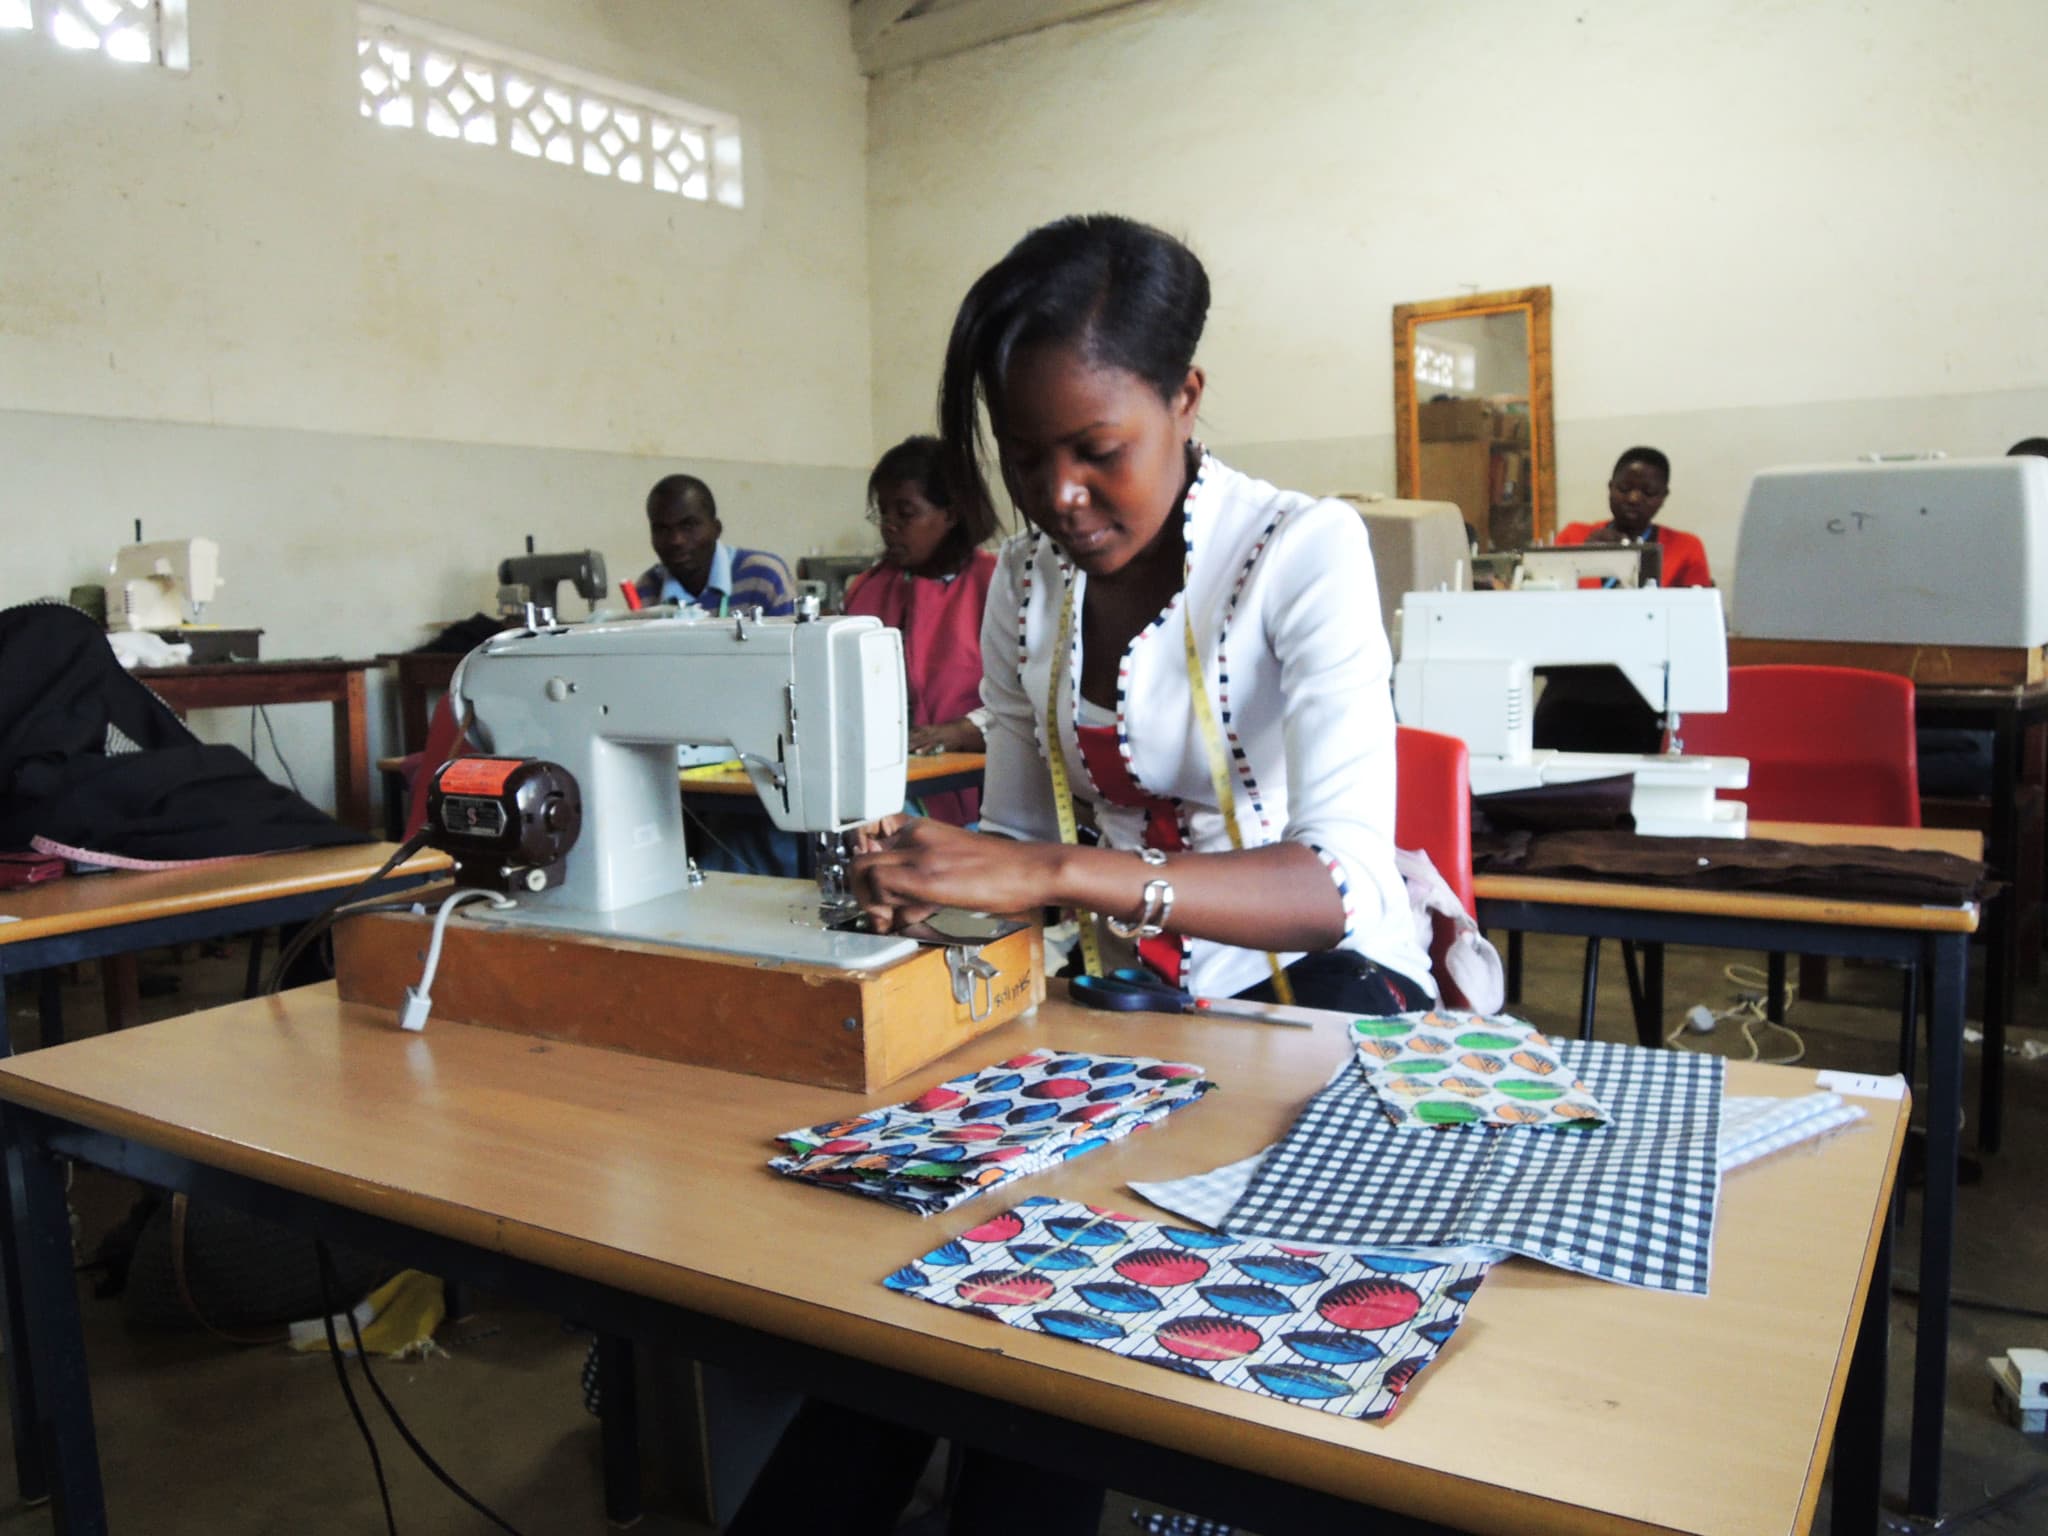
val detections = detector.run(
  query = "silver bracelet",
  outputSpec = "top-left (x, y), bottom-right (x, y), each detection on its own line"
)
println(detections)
top-left (1106, 849), bottom-right (1174, 940)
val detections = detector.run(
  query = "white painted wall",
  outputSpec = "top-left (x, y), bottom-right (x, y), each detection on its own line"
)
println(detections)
top-left (1, 0), bottom-right (877, 822)
top-left (868, 0), bottom-right (2048, 577)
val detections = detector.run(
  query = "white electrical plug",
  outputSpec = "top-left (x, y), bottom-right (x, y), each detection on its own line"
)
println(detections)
top-left (1685, 1004), bottom-right (1718, 1034)
top-left (399, 986), bottom-right (433, 1032)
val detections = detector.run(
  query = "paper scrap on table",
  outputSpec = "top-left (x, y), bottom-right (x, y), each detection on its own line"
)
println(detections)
top-left (771, 1048), bottom-right (1213, 1216)
top-left (884, 1195), bottom-right (1490, 1421)
top-left (1813, 1070), bottom-right (1907, 1102)
top-left (1351, 1011), bottom-right (1612, 1129)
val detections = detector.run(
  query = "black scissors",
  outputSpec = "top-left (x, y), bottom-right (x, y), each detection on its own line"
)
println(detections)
top-left (1070, 967), bottom-right (1195, 1014)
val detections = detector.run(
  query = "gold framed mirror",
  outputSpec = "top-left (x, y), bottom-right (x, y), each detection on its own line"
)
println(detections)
top-left (1393, 286), bottom-right (1555, 550)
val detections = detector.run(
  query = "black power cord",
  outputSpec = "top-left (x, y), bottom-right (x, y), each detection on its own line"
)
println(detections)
top-left (315, 1245), bottom-right (399, 1535)
top-left (266, 830), bottom-right (432, 994)
top-left (316, 1243), bottom-right (529, 1536)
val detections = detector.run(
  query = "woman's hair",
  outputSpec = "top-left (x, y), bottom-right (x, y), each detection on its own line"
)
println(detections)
top-left (938, 214), bottom-right (1210, 522)
top-left (866, 434), bottom-right (996, 563)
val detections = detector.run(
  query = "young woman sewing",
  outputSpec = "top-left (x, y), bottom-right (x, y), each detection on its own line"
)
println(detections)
top-left (728, 214), bottom-right (1431, 1536)
top-left (848, 214), bottom-right (1432, 1012)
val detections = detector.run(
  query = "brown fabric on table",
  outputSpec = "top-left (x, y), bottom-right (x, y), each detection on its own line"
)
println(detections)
top-left (1473, 829), bottom-right (1989, 907)
top-left (1473, 775), bottom-right (1636, 835)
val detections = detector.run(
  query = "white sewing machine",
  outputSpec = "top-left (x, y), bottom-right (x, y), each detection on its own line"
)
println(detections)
top-left (108, 538), bottom-right (223, 631)
top-left (1394, 586), bottom-right (1750, 837)
top-left (446, 608), bottom-right (925, 967)
top-left (1734, 456), bottom-right (2048, 646)
top-left (332, 607), bottom-right (1045, 1091)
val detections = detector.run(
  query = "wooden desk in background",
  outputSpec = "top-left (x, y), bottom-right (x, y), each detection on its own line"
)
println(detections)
top-left (134, 660), bottom-right (380, 832)
top-left (379, 650), bottom-right (462, 756)
top-left (0, 990), bottom-right (1901, 1535)
top-left (0, 844), bottom-right (452, 1040)
top-left (1474, 818), bottom-right (1978, 1519)
top-left (1728, 635), bottom-right (2048, 1154)
top-left (679, 750), bottom-right (987, 803)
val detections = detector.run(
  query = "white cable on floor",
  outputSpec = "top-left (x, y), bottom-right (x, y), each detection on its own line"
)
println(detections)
top-left (400, 888), bottom-right (515, 1032)
top-left (1666, 960), bottom-right (1806, 1065)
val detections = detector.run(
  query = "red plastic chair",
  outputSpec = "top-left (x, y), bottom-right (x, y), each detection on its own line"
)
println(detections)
top-left (402, 694), bottom-right (466, 841)
top-left (1671, 665), bottom-right (1919, 827)
top-left (1396, 725), bottom-right (1474, 1008)
top-left (1660, 664), bottom-right (1920, 1042)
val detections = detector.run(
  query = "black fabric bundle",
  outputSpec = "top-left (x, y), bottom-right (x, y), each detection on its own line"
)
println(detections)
top-left (0, 603), bottom-right (366, 861)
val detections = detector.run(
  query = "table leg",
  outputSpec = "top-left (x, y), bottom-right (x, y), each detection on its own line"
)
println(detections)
top-left (1831, 1207), bottom-right (1892, 1535)
top-left (1909, 931), bottom-right (1965, 1518)
top-left (1578, 939), bottom-right (1601, 1041)
top-left (242, 932), bottom-right (267, 1000)
top-left (334, 670), bottom-right (373, 834)
top-left (1766, 951), bottom-right (1787, 1024)
top-left (0, 1045), bottom-right (40, 1507)
top-left (100, 955), bottom-right (141, 1033)
top-left (1620, 941), bottom-right (1646, 1035)
top-left (1505, 930), bottom-right (1523, 1005)
top-left (35, 971), bottom-right (63, 1051)
top-left (1639, 943), bottom-right (1665, 1048)
top-left (6, 1106), bottom-right (105, 1531)
top-left (1983, 715), bottom-right (2018, 1155)
top-left (598, 1333), bottom-right (642, 1526)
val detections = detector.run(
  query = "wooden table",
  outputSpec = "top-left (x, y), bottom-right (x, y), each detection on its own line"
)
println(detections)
top-left (378, 651), bottom-right (462, 756)
top-left (1725, 639), bottom-right (2048, 1152)
top-left (679, 750), bottom-right (986, 803)
top-left (1905, 681), bottom-right (2048, 1152)
top-left (0, 844), bottom-right (452, 1043)
top-left (0, 990), bottom-right (1902, 1535)
top-left (134, 660), bottom-right (380, 832)
top-left (1474, 820), bottom-right (1978, 1519)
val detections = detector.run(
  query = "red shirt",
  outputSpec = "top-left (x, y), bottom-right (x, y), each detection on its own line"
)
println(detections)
top-left (844, 551), bottom-right (997, 825)
top-left (1554, 522), bottom-right (1712, 587)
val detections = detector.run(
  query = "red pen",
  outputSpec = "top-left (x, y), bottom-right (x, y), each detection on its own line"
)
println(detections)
top-left (619, 581), bottom-right (642, 611)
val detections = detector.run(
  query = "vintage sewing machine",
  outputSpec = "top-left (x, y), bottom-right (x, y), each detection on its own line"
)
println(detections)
top-left (1733, 455), bottom-right (2048, 665)
top-left (1394, 584), bottom-right (1750, 836)
top-left (1487, 541), bottom-right (1664, 590)
top-left (332, 608), bottom-right (1043, 1089)
top-left (109, 538), bottom-right (223, 631)
top-left (496, 548), bottom-right (608, 622)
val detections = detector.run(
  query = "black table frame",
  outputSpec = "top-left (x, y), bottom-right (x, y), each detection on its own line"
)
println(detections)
top-left (0, 865), bottom-right (444, 1513)
top-left (1480, 893), bottom-right (1964, 1520)
top-left (0, 1093), bottom-right (1893, 1536)
top-left (1913, 683), bottom-right (2048, 1154)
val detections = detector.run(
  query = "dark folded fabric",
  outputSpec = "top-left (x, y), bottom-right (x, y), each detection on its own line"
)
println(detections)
top-left (1473, 828), bottom-right (1988, 907)
top-left (1473, 774), bottom-right (1636, 835)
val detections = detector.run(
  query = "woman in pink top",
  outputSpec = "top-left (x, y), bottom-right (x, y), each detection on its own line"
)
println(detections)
top-left (844, 435), bottom-right (998, 823)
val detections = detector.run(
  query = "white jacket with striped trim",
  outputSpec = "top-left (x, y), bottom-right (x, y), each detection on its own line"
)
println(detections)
top-left (975, 453), bottom-right (1436, 1004)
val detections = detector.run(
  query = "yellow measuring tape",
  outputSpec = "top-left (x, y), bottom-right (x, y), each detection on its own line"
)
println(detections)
top-left (1044, 576), bottom-right (1108, 978)
top-left (1042, 571), bottom-right (1294, 1003)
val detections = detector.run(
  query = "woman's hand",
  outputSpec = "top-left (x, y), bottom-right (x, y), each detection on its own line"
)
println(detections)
top-left (849, 819), bottom-right (1060, 932)
top-left (909, 717), bottom-right (986, 754)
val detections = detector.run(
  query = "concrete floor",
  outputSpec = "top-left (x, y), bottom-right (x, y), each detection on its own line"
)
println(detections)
top-left (2, 933), bottom-right (2046, 1535)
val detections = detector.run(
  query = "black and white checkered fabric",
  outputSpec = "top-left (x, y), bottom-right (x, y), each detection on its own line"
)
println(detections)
top-left (1221, 1040), bottom-right (1725, 1294)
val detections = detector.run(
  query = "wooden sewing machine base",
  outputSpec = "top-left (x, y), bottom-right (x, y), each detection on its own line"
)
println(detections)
top-left (331, 888), bottom-right (1044, 1092)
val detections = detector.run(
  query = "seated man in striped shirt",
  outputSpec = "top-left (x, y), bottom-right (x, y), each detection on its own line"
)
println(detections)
top-left (633, 473), bottom-right (797, 616)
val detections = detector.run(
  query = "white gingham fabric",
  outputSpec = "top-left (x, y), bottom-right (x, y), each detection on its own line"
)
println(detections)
top-left (1214, 1040), bottom-right (1725, 1294)
top-left (1718, 1092), bottom-right (1865, 1172)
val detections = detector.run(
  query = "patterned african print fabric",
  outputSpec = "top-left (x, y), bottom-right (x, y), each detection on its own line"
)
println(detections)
top-left (1351, 1011), bottom-right (1612, 1128)
top-left (883, 1196), bottom-right (1489, 1421)
top-left (772, 1049), bottom-right (1214, 1216)
top-left (1224, 1036), bottom-right (1724, 1294)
